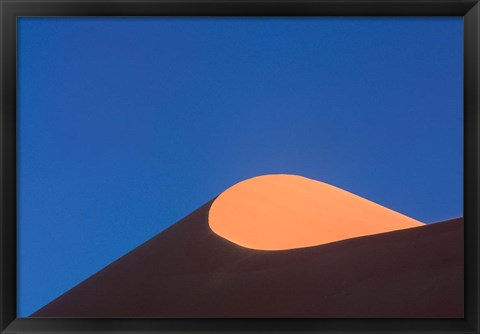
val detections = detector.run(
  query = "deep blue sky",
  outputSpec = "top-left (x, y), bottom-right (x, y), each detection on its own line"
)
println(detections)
top-left (18, 17), bottom-right (462, 316)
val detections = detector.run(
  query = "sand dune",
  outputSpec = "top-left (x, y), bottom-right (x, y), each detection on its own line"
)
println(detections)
top-left (209, 174), bottom-right (423, 250)
top-left (31, 198), bottom-right (463, 317)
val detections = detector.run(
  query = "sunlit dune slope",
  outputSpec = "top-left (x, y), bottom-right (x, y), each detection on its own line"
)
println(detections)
top-left (209, 174), bottom-right (423, 250)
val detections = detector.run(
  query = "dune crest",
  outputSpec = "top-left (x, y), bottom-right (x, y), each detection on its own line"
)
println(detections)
top-left (208, 174), bottom-right (423, 250)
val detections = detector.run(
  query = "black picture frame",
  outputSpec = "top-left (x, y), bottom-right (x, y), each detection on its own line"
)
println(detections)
top-left (1, 0), bottom-right (479, 333)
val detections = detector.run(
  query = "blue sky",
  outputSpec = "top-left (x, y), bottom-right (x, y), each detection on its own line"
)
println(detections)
top-left (17, 17), bottom-right (463, 316)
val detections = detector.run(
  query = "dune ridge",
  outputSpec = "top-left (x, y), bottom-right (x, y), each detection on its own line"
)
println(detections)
top-left (30, 176), bottom-right (462, 318)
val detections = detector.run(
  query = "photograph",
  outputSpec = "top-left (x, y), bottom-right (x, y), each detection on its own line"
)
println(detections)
top-left (16, 16), bottom-right (464, 318)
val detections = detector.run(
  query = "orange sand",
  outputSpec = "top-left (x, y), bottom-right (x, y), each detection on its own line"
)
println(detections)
top-left (208, 174), bottom-right (424, 250)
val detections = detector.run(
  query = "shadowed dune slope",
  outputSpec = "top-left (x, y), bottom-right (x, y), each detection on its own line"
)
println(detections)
top-left (32, 200), bottom-right (463, 318)
top-left (209, 174), bottom-right (424, 250)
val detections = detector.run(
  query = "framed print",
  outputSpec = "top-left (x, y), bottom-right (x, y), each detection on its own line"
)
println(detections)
top-left (1, 0), bottom-right (479, 333)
